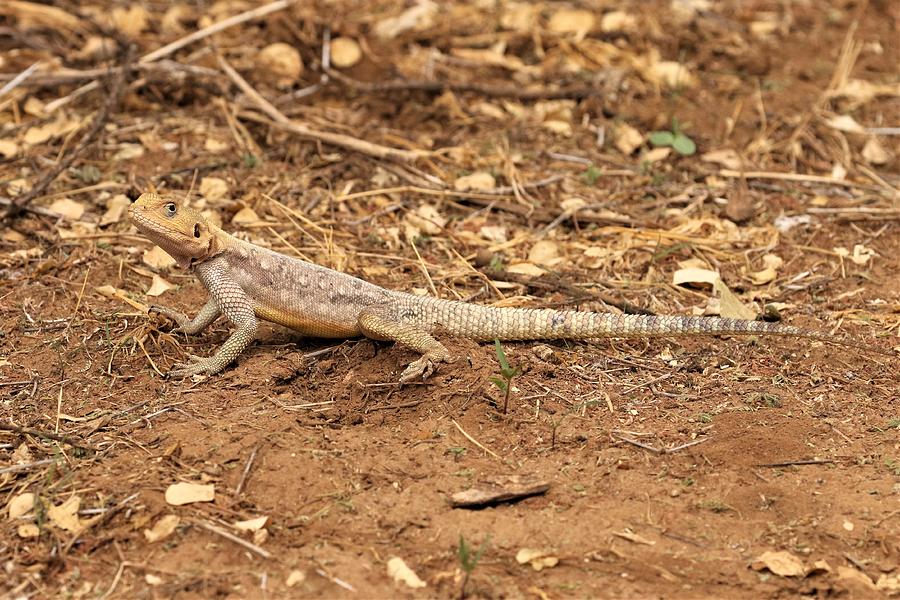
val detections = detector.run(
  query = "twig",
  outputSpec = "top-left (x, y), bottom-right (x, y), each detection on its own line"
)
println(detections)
top-left (327, 69), bottom-right (598, 100)
top-left (0, 61), bottom-right (40, 99)
top-left (195, 520), bottom-right (272, 559)
top-left (0, 422), bottom-right (97, 452)
top-left (451, 418), bottom-right (501, 461)
top-left (0, 458), bottom-right (57, 475)
top-left (217, 55), bottom-right (425, 163)
top-left (235, 443), bottom-right (261, 496)
top-left (64, 492), bottom-right (141, 553)
top-left (718, 169), bottom-right (884, 193)
top-left (4, 52), bottom-right (130, 219)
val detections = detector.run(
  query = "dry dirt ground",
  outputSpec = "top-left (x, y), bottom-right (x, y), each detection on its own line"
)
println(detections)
top-left (1, 1), bottom-right (899, 598)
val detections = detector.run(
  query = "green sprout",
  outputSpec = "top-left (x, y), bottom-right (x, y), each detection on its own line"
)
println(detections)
top-left (490, 339), bottom-right (520, 414)
top-left (649, 118), bottom-right (696, 156)
top-left (458, 534), bottom-right (489, 600)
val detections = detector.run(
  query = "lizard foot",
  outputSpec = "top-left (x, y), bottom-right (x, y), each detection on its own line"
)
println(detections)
top-left (398, 352), bottom-right (452, 383)
top-left (167, 354), bottom-right (217, 379)
top-left (149, 305), bottom-right (189, 332)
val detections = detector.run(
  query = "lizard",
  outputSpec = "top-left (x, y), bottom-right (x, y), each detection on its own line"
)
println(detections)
top-left (128, 192), bottom-right (886, 381)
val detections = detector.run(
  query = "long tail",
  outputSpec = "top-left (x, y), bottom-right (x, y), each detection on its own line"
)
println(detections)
top-left (405, 296), bottom-right (885, 353)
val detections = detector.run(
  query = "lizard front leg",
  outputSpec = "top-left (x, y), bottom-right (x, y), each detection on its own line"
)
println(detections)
top-left (358, 309), bottom-right (452, 382)
top-left (151, 297), bottom-right (221, 334)
top-left (168, 267), bottom-right (258, 378)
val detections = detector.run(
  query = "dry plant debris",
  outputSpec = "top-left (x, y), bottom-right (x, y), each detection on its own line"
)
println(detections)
top-left (0, 0), bottom-right (897, 598)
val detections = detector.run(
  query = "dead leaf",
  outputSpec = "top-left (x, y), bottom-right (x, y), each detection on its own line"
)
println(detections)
top-left (99, 194), bottom-right (131, 226)
top-left (143, 514), bottom-right (180, 542)
top-left (232, 207), bottom-right (259, 225)
top-left (374, 0), bottom-right (437, 39)
top-left (751, 550), bottom-right (805, 577)
top-left (145, 574), bottom-right (163, 586)
top-left (548, 9), bottom-right (595, 39)
top-left (387, 557), bottom-right (427, 588)
top-left (233, 516), bottom-right (268, 532)
top-left (507, 262), bottom-right (545, 277)
top-left (200, 177), bottom-right (228, 201)
top-left (614, 123), bottom-right (644, 155)
top-left (861, 137), bottom-right (889, 165)
top-left (164, 482), bottom-right (214, 506)
top-left (876, 574), bottom-right (900, 592)
top-left (0, 139), bottom-right (19, 158)
top-left (112, 143), bottom-right (145, 161)
top-left (17, 523), bottom-right (39, 538)
top-left (500, 2), bottom-right (540, 31)
top-left (142, 246), bottom-right (176, 270)
top-left (146, 274), bottom-right (174, 297)
top-left (47, 495), bottom-right (84, 533)
top-left (49, 198), bottom-right (85, 220)
top-left (204, 138), bottom-right (229, 153)
top-left (454, 172), bottom-right (495, 191)
top-left (286, 570), bottom-right (306, 587)
top-left (404, 204), bottom-right (446, 237)
top-left (3, 1), bottom-right (85, 33)
top-left (479, 225), bottom-right (507, 243)
top-left (516, 548), bottom-right (559, 571)
top-left (824, 114), bottom-right (865, 134)
top-left (331, 37), bottom-right (362, 68)
top-left (643, 147), bottom-right (672, 162)
top-left (7, 492), bottom-right (36, 519)
top-left (528, 241), bottom-right (561, 267)
top-left (702, 149), bottom-right (743, 170)
top-left (749, 267), bottom-right (777, 285)
top-left (836, 566), bottom-right (877, 591)
top-left (258, 42), bottom-right (303, 87)
top-left (714, 278), bottom-right (755, 320)
top-left (673, 267), bottom-right (719, 287)
top-left (110, 5), bottom-right (148, 38)
top-left (652, 61), bottom-right (698, 88)
top-left (600, 10), bottom-right (636, 33)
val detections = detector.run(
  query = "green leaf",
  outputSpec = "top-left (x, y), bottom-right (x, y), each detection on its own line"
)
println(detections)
top-left (672, 133), bottom-right (696, 155)
top-left (649, 131), bottom-right (675, 147)
top-left (489, 377), bottom-right (508, 392)
top-left (493, 339), bottom-right (510, 372)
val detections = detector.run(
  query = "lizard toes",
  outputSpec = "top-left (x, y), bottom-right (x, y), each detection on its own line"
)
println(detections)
top-left (399, 357), bottom-right (434, 383)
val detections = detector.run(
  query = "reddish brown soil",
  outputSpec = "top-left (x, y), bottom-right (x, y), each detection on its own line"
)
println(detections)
top-left (1, 1), bottom-right (898, 598)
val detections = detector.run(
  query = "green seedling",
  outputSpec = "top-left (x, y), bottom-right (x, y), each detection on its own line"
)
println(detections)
top-left (583, 164), bottom-right (602, 185)
top-left (458, 533), bottom-right (489, 600)
top-left (649, 118), bottom-right (696, 156)
top-left (490, 339), bottom-right (520, 414)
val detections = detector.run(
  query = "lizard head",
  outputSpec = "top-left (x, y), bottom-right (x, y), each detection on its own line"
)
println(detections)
top-left (129, 192), bottom-right (220, 269)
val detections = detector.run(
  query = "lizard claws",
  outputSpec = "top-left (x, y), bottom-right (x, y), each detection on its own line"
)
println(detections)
top-left (167, 354), bottom-right (214, 378)
top-left (399, 357), bottom-right (434, 382)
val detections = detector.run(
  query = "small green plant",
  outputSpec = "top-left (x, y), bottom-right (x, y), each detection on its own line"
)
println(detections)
top-left (649, 118), bottom-right (696, 156)
top-left (242, 153), bottom-right (259, 168)
top-left (885, 458), bottom-right (900, 477)
top-left (458, 534), bottom-right (489, 600)
top-left (76, 165), bottom-right (102, 184)
top-left (583, 164), bottom-right (602, 185)
top-left (697, 413), bottom-right (713, 424)
top-left (490, 339), bottom-right (520, 414)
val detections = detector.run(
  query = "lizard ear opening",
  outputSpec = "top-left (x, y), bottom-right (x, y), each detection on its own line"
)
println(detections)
top-left (194, 223), bottom-right (201, 238)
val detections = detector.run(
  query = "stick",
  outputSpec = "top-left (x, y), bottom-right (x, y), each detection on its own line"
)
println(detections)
top-left (0, 422), bottom-right (97, 451)
top-left (755, 459), bottom-right (835, 468)
top-left (0, 61), bottom-right (40, 100)
top-left (195, 520), bottom-right (272, 559)
top-left (327, 69), bottom-right (598, 100)
top-left (451, 418), bottom-right (501, 461)
top-left (235, 444), bottom-right (261, 496)
top-left (219, 56), bottom-right (425, 163)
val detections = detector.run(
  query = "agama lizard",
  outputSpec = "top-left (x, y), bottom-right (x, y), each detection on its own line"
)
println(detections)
top-left (129, 192), bottom-right (882, 381)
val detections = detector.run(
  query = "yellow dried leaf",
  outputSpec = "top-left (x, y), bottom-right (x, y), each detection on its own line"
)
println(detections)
top-left (164, 482), bottom-right (215, 506)
top-left (387, 557), bottom-right (426, 588)
top-left (233, 516), bottom-right (268, 531)
top-left (286, 570), bottom-right (306, 587)
top-left (701, 149), bottom-right (743, 170)
top-left (17, 523), bottom-right (39, 538)
top-left (48, 496), bottom-right (83, 533)
top-left (145, 574), bottom-right (163, 586)
top-left (205, 138), bottom-right (229, 153)
top-left (643, 147), bottom-right (672, 162)
top-left (516, 548), bottom-right (559, 571)
top-left (146, 274), bottom-right (174, 297)
top-left (750, 267), bottom-right (777, 285)
top-left (99, 194), bottom-right (131, 226)
top-left (111, 5), bottom-right (148, 38)
top-left (200, 177), bottom-right (228, 201)
top-left (751, 550), bottom-right (805, 577)
top-left (652, 61), bottom-right (698, 88)
top-left (507, 262), bottom-right (545, 277)
top-left (0, 139), bottom-right (19, 158)
top-left (548, 9), bottom-right (595, 38)
top-left (374, 0), bottom-right (437, 39)
top-left (142, 246), bottom-right (176, 270)
top-left (49, 198), bottom-right (85, 220)
top-left (112, 143), bottom-right (144, 161)
top-left (7, 492), bottom-right (35, 519)
top-left (330, 37), bottom-right (362, 68)
top-left (861, 138), bottom-right (889, 165)
top-left (144, 514), bottom-right (180, 542)
top-left (614, 123), bottom-right (644, 155)
top-left (454, 172), bottom-right (495, 192)
top-left (600, 10), bottom-right (636, 33)
top-left (528, 240), bottom-right (561, 267)
top-left (232, 207), bottom-right (259, 225)
top-left (258, 43), bottom-right (303, 87)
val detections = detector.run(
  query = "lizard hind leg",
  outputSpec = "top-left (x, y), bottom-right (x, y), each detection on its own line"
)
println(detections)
top-left (358, 309), bottom-right (452, 382)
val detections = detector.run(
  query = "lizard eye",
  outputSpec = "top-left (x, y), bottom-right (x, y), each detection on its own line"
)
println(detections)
top-left (164, 203), bottom-right (177, 217)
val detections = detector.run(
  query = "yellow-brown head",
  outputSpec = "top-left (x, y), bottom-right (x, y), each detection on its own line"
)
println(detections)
top-left (129, 192), bottom-right (220, 268)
